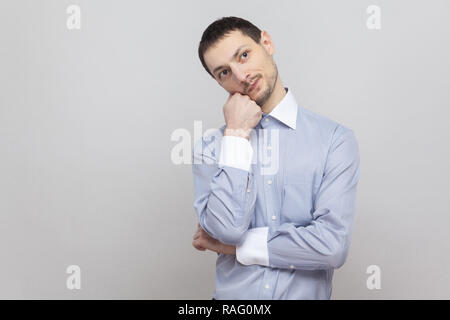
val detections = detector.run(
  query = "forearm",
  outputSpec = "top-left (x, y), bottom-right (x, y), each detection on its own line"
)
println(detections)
top-left (236, 191), bottom-right (357, 270)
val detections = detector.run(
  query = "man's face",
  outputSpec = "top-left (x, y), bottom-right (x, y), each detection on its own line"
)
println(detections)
top-left (203, 29), bottom-right (278, 107)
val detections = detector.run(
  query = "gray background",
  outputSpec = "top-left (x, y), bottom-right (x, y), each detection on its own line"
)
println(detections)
top-left (0, 0), bottom-right (449, 299)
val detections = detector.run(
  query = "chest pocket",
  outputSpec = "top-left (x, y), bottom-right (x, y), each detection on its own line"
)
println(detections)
top-left (280, 170), bottom-right (319, 226)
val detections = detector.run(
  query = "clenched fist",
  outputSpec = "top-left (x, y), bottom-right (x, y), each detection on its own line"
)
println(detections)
top-left (223, 92), bottom-right (262, 140)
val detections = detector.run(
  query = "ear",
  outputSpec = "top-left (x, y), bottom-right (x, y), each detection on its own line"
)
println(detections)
top-left (259, 30), bottom-right (275, 56)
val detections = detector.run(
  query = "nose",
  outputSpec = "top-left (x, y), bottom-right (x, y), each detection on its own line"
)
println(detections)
top-left (230, 64), bottom-right (250, 84)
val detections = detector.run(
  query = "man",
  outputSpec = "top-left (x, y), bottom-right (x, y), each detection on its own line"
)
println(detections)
top-left (191, 16), bottom-right (360, 299)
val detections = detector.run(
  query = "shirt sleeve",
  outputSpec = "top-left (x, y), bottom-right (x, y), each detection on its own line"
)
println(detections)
top-left (218, 135), bottom-right (254, 172)
top-left (192, 134), bottom-right (257, 246)
top-left (236, 128), bottom-right (360, 270)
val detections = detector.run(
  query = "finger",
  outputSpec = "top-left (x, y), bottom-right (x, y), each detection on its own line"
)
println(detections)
top-left (193, 238), bottom-right (204, 248)
top-left (193, 228), bottom-right (202, 238)
top-left (194, 244), bottom-right (205, 251)
top-left (192, 240), bottom-right (206, 251)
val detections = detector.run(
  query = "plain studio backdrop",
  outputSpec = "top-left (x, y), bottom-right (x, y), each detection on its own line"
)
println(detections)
top-left (0, 0), bottom-right (449, 299)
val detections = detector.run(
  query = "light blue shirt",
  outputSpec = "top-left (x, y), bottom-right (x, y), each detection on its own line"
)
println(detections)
top-left (192, 87), bottom-right (360, 299)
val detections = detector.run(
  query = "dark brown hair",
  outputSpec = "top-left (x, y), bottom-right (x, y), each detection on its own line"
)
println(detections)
top-left (198, 16), bottom-right (262, 78)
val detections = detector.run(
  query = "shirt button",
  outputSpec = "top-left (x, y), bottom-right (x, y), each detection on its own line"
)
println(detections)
top-left (265, 118), bottom-right (269, 122)
top-left (290, 265), bottom-right (295, 269)
top-left (271, 215), bottom-right (276, 220)
top-left (264, 284), bottom-right (270, 289)
top-left (246, 188), bottom-right (251, 193)
top-left (267, 179), bottom-right (272, 185)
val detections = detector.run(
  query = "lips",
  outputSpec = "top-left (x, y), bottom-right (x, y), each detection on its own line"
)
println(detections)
top-left (249, 78), bottom-right (260, 92)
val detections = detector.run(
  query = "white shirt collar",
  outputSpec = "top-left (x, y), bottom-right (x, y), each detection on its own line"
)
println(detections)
top-left (264, 87), bottom-right (298, 130)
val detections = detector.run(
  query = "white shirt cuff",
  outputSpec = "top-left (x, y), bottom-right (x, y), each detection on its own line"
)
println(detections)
top-left (218, 135), bottom-right (253, 172)
top-left (236, 227), bottom-right (269, 266)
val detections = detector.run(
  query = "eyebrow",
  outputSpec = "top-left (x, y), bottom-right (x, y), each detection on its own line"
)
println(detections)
top-left (212, 44), bottom-right (248, 77)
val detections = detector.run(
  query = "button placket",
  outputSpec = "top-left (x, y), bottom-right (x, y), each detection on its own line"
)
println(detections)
top-left (263, 127), bottom-right (281, 227)
top-left (259, 270), bottom-right (273, 299)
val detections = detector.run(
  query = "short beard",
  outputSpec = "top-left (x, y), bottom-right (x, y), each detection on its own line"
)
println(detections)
top-left (255, 61), bottom-right (278, 107)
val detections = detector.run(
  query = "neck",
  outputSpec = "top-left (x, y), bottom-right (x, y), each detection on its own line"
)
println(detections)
top-left (261, 75), bottom-right (286, 114)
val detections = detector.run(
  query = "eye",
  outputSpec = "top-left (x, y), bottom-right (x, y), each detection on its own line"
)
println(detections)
top-left (218, 51), bottom-right (249, 80)
top-left (219, 69), bottom-right (229, 79)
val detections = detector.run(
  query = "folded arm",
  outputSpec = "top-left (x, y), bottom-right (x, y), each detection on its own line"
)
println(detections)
top-left (236, 127), bottom-right (361, 270)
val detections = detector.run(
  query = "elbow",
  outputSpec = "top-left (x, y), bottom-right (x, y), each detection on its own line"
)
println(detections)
top-left (200, 217), bottom-right (246, 246)
top-left (327, 245), bottom-right (349, 269)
